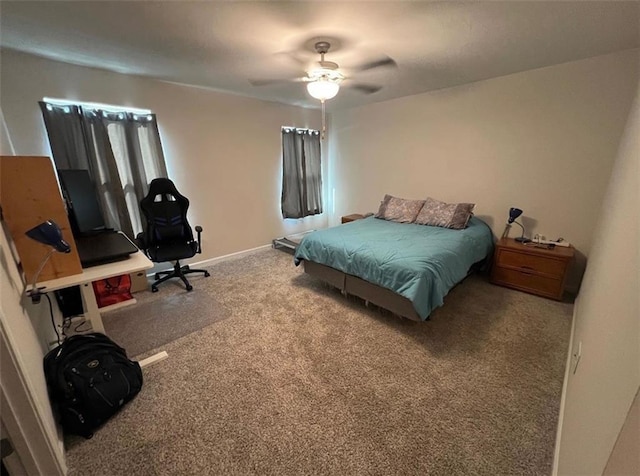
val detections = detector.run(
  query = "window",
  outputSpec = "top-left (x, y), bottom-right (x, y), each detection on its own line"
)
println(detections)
top-left (39, 99), bottom-right (168, 238)
top-left (281, 127), bottom-right (323, 218)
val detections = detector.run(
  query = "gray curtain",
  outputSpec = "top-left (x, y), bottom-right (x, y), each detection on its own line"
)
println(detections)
top-left (38, 103), bottom-right (92, 169)
top-left (281, 128), bottom-right (323, 218)
top-left (39, 102), bottom-right (168, 238)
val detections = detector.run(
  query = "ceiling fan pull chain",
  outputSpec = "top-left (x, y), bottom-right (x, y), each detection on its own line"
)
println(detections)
top-left (321, 99), bottom-right (326, 140)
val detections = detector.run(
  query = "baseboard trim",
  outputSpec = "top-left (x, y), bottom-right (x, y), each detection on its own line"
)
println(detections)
top-left (552, 294), bottom-right (580, 475)
top-left (139, 351), bottom-right (169, 368)
top-left (189, 244), bottom-right (273, 269)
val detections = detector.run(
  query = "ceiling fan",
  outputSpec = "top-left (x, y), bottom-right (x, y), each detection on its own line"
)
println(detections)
top-left (249, 40), bottom-right (397, 100)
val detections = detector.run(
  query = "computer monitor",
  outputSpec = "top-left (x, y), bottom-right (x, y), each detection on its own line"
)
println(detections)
top-left (57, 169), bottom-right (106, 235)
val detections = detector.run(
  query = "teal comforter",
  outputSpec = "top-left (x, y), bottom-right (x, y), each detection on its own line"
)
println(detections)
top-left (294, 216), bottom-right (494, 320)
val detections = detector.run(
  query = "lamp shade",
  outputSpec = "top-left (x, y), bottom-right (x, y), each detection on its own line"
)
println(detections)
top-left (26, 220), bottom-right (71, 253)
top-left (307, 78), bottom-right (340, 101)
top-left (508, 207), bottom-right (523, 224)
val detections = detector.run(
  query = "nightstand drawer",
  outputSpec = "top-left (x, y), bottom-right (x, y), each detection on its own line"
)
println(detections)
top-left (496, 249), bottom-right (566, 277)
top-left (491, 266), bottom-right (563, 299)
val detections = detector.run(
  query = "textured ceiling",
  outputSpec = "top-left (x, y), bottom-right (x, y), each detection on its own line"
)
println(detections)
top-left (1, 1), bottom-right (638, 110)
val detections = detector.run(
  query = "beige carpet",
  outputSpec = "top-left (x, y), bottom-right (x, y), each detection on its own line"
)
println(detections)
top-left (66, 249), bottom-right (572, 475)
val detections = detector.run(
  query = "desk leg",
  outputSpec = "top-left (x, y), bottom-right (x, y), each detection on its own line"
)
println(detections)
top-left (80, 282), bottom-right (105, 334)
top-left (78, 283), bottom-right (168, 369)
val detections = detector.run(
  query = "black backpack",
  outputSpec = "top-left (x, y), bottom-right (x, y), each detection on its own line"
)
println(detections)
top-left (43, 333), bottom-right (143, 439)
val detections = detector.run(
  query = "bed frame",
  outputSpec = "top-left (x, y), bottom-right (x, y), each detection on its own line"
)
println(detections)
top-left (302, 260), bottom-right (423, 321)
top-left (302, 256), bottom-right (490, 321)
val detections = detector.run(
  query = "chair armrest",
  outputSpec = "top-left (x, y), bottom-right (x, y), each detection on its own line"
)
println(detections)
top-left (195, 226), bottom-right (203, 254)
top-left (136, 232), bottom-right (148, 250)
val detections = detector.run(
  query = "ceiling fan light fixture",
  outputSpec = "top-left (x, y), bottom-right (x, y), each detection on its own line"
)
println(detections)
top-left (306, 78), bottom-right (340, 101)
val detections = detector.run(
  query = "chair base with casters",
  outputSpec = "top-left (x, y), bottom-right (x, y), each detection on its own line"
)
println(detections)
top-left (151, 262), bottom-right (210, 293)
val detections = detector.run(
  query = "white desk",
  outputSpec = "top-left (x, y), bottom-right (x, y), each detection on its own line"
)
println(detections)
top-left (29, 251), bottom-right (153, 334)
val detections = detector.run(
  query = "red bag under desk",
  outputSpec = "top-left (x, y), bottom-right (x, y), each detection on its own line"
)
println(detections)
top-left (92, 274), bottom-right (133, 308)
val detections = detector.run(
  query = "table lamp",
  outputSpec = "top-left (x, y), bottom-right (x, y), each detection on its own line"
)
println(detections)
top-left (507, 207), bottom-right (530, 243)
top-left (25, 220), bottom-right (71, 303)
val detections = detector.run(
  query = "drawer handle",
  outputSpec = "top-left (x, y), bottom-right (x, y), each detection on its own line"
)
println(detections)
top-left (520, 266), bottom-right (535, 275)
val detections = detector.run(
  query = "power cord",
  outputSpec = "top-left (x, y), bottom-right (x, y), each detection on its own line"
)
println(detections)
top-left (43, 294), bottom-right (91, 347)
top-left (61, 316), bottom-right (72, 340)
top-left (73, 318), bottom-right (91, 333)
top-left (58, 312), bottom-right (91, 339)
top-left (43, 293), bottom-right (61, 346)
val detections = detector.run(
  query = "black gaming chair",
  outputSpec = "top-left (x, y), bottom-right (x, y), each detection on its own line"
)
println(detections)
top-left (137, 178), bottom-right (210, 292)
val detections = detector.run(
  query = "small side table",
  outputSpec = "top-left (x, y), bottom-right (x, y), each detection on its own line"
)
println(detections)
top-left (490, 238), bottom-right (574, 300)
top-left (341, 214), bottom-right (365, 224)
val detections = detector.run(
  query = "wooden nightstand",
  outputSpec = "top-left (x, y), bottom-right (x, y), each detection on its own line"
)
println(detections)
top-left (341, 214), bottom-right (365, 224)
top-left (490, 238), bottom-right (574, 300)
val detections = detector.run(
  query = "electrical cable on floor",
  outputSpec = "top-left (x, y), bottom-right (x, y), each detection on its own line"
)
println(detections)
top-left (74, 318), bottom-right (91, 333)
top-left (61, 316), bottom-right (71, 340)
top-left (60, 312), bottom-right (91, 337)
top-left (44, 293), bottom-right (60, 346)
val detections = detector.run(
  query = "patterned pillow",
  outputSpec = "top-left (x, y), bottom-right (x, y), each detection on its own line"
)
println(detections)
top-left (414, 197), bottom-right (475, 229)
top-left (375, 194), bottom-right (425, 223)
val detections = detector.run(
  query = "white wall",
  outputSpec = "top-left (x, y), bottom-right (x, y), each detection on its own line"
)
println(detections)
top-left (555, 78), bottom-right (639, 475)
top-left (0, 48), bottom-right (327, 263)
top-left (330, 49), bottom-right (639, 290)
top-left (603, 389), bottom-right (640, 476)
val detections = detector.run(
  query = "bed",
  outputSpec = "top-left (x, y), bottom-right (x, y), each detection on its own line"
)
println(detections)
top-left (294, 216), bottom-right (494, 321)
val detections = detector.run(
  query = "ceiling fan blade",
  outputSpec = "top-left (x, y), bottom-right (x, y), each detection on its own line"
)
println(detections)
top-left (248, 77), bottom-right (306, 86)
top-left (274, 50), bottom-right (309, 67)
top-left (348, 83), bottom-right (383, 94)
top-left (352, 56), bottom-right (397, 72)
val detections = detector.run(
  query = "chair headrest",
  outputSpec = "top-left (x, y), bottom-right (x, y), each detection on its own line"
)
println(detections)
top-left (147, 178), bottom-right (180, 197)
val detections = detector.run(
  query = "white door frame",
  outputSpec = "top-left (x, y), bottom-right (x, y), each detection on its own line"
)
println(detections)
top-left (0, 316), bottom-right (66, 475)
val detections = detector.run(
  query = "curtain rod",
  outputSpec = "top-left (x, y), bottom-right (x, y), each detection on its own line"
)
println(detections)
top-left (281, 126), bottom-right (319, 134)
top-left (43, 97), bottom-right (152, 115)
